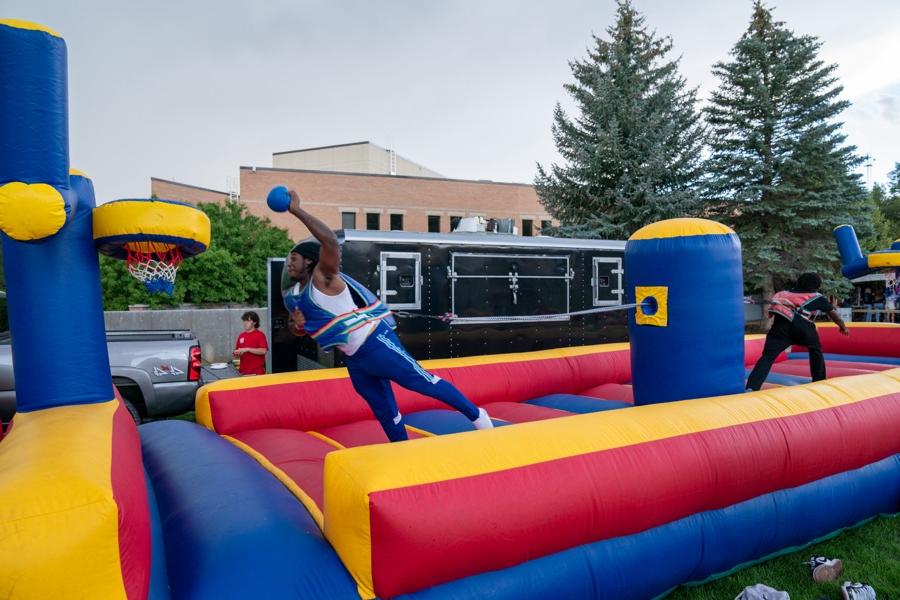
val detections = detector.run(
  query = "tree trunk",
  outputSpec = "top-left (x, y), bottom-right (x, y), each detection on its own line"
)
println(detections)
top-left (759, 273), bottom-right (775, 332)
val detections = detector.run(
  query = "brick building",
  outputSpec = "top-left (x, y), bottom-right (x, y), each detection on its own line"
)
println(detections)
top-left (150, 178), bottom-right (229, 205)
top-left (150, 141), bottom-right (554, 241)
top-left (273, 141), bottom-right (443, 178)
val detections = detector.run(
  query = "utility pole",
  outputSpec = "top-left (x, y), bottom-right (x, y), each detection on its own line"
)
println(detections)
top-left (863, 155), bottom-right (874, 189)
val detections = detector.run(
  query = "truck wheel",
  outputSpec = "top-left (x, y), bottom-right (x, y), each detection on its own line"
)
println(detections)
top-left (123, 399), bottom-right (142, 425)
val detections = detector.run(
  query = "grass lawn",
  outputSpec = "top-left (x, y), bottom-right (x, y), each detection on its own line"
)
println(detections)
top-left (668, 515), bottom-right (899, 599)
top-left (166, 410), bottom-right (195, 422)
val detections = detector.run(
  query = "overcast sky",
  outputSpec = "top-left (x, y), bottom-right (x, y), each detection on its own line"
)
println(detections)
top-left (6, 0), bottom-right (900, 203)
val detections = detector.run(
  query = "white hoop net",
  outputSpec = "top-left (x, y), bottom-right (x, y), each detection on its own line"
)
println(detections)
top-left (126, 246), bottom-right (183, 295)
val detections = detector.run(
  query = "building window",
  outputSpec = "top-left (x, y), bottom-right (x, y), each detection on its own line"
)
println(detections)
top-left (366, 213), bottom-right (380, 230)
top-left (428, 215), bottom-right (441, 233)
top-left (450, 215), bottom-right (462, 231)
top-left (390, 214), bottom-right (404, 231)
top-left (522, 219), bottom-right (534, 237)
top-left (540, 220), bottom-right (552, 233)
top-left (341, 211), bottom-right (356, 229)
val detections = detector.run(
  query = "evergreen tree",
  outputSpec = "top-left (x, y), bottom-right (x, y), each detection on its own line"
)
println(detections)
top-left (867, 163), bottom-right (900, 249)
top-left (865, 184), bottom-right (891, 251)
top-left (534, 0), bottom-right (705, 239)
top-left (705, 2), bottom-right (871, 296)
top-left (888, 163), bottom-right (900, 198)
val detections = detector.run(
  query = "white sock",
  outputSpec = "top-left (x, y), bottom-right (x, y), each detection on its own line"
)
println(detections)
top-left (472, 407), bottom-right (494, 430)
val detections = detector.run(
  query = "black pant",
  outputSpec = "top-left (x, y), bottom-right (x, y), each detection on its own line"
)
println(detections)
top-left (746, 316), bottom-right (825, 391)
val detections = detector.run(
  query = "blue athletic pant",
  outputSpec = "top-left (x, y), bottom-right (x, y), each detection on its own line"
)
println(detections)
top-left (344, 322), bottom-right (479, 442)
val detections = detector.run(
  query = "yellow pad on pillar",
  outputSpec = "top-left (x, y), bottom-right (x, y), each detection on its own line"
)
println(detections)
top-left (0, 182), bottom-right (67, 240)
top-left (635, 285), bottom-right (669, 327)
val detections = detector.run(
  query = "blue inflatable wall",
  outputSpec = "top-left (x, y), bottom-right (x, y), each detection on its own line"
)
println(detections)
top-left (626, 218), bottom-right (745, 405)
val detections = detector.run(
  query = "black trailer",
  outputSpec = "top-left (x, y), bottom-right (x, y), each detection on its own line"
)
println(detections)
top-left (267, 230), bottom-right (626, 372)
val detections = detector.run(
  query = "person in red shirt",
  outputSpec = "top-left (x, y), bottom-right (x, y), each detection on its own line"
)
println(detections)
top-left (233, 311), bottom-right (268, 375)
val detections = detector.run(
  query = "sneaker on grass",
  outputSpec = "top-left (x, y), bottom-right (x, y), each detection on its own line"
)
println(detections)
top-left (805, 556), bottom-right (843, 583)
top-left (841, 581), bottom-right (877, 600)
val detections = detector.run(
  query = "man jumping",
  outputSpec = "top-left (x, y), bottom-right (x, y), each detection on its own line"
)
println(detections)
top-left (282, 189), bottom-right (493, 441)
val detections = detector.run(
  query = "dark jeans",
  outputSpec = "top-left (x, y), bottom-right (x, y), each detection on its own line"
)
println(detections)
top-left (345, 322), bottom-right (479, 442)
top-left (746, 316), bottom-right (825, 391)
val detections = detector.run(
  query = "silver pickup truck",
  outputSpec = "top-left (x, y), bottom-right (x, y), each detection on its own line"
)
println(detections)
top-left (0, 330), bottom-right (202, 424)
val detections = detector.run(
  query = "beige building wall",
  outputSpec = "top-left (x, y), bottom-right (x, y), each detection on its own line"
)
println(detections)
top-left (238, 167), bottom-right (554, 241)
top-left (272, 141), bottom-right (444, 178)
top-left (150, 177), bottom-right (229, 205)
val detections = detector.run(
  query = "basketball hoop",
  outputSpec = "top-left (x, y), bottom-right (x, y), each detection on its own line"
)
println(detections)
top-left (125, 243), bottom-right (183, 295)
top-left (93, 198), bottom-right (211, 297)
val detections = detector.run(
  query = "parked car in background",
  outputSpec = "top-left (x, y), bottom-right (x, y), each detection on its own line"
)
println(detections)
top-left (0, 330), bottom-right (203, 425)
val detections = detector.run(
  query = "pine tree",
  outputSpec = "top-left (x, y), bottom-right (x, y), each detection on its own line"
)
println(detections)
top-left (869, 163), bottom-right (900, 249)
top-left (705, 2), bottom-right (871, 296)
top-left (534, 0), bottom-right (705, 239)
top-left (866, 184), bottom-right (891, 251)
top-left (888, 163), bottom-right (900, 197)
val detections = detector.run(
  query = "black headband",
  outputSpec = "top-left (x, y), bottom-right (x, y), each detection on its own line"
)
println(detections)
top-left (291, 240), bottom-right (320, 262)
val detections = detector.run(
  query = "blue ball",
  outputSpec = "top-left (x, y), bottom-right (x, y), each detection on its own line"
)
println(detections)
top-left (267, 185), bottom-right (291, 212)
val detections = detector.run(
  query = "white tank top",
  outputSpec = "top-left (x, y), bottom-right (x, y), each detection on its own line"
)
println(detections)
top-left (310, 283), bottom-right (376, 356)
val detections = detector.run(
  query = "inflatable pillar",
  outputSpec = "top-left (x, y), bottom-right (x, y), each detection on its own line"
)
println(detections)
top-left (834, 224), bottom-right (900, 280)
top-left (0, 20), bottom-right (151, 599)
top-left (0, 20), bottom-right (111, 411)
top-left (626, 218), bottom-right (745, 404)
top-left (0, 20), bottom-right (76, 236)
top-left (834, 225), bottom-right (868, 279)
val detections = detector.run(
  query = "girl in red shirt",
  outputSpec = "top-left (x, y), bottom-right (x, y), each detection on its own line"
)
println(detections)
top-left (233, 311), bottom-right (268, 375)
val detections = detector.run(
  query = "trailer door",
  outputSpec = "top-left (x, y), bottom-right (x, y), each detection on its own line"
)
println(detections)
top-left (450, 253), bottom-right (572, 323)
top-left (378, 252), bottom-right (422, 310)
top-left (592, 256), bottom-right (624, 306)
